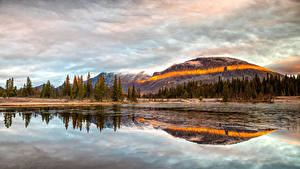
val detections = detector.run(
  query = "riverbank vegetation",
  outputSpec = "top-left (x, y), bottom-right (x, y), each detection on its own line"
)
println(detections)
top-left (0, 73), bottom-right (138, 103)
top-left (145, 74), bottom-right (300, 102)
top-left (0, 73), bottom-right (299, 103)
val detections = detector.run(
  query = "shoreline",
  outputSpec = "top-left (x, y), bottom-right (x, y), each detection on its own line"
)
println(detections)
top-left (0, 96), bottom-right (299, 107)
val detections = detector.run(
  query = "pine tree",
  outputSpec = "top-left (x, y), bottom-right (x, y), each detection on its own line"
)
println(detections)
top-left (86, 72), bottom-right (92, 98)
top-left (112, 75), bottom-right (119, 101)
top-left (99, 74), bottom-right (106, 101)
top-left (132, 85), bottom-right (137, 102)
top-left (53, 88), bottom-right (59, 98)
top-left (94, 74), bottom-right (105, 101)
top-left (26, 77), bottom-right (33, 97)
top-left (72, 76), bottom-right (79, 99)
top-left (183, 90), bottom-right (189, 99)
top-left (83, 83), bottom-right (87, 97)
top-left (137, 88), bottom-right (141, 98)
top-left (127, 86), bottom-right (132, 102)
top-left (22, 84), bottom-right (26, 97)
top-left (19, 84), bottom-right (26, 97)
top-left (94, 78), bottom-right (101, 101)
top-left (63, 75), bottom-right (71, 97)
top-left (222, 83), bottom-right (229, 102)
top-left (5, 78), bottom-right (9, 97)
top-left (78, 75), bottom-right (85, 100)
top-left (118, 76), bottom-right (124, 101)
top-left (6, 77), bottom-right (15, 97)
top-left (41, 80), bottom-right (52, 98)
top-left (0, 87), bottom-right (6, 98)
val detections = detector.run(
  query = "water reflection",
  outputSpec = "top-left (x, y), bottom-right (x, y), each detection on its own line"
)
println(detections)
top-left (0, 105), bottom-right (289, 145)
top-left (137, 118), bottom-right (277, 144)
top-left (0, 104), bottom-right (299, 169)
top-left (1, 106), bottom-right (131, 133)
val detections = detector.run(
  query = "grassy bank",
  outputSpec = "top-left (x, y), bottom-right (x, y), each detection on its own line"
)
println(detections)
top-left (0, 96), bottom-right (299, 107)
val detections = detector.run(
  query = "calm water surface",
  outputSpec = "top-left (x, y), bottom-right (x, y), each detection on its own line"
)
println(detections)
top-left (0, 103), bottom-right (299, 169)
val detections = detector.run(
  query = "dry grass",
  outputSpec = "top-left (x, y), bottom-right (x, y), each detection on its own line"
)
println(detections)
top-left (0, 96), bottom-right (299, 107)
top-left (0, 97), bottom-right (125, 107)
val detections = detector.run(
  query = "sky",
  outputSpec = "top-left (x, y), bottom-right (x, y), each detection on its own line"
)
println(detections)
top-left (0, 0), bottom-right (299, 87)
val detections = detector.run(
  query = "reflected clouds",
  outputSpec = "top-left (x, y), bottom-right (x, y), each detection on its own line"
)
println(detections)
top-left (0, 105), bottom-right (299, 169)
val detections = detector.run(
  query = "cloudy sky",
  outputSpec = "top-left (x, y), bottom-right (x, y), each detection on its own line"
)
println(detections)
top-left (0, 0), bottom-right (299, 87)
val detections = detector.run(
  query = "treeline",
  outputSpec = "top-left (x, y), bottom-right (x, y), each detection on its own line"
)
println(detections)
top-left (145, 74), bottom-right (300, 102)
top-left (0, 73), bottom-right (138, 102)
top-left (0, 77), bottom-right (34, 98)
top-left (1, 73), bottom-right (299, 102)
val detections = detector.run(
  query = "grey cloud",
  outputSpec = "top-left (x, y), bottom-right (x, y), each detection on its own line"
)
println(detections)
top-left (0, 0), bottom-right (299, 86)
top-left (267, 56), bottom-right (300, 74)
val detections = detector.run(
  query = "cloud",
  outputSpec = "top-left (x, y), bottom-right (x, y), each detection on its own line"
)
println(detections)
top-left (267, 56), bottom-right (300, 75)
top-left (0, 0), bottom-right (299, 86)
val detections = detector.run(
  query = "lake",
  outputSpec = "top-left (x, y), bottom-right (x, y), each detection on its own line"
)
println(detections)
top-left (0, 102), bottom-right (299, 169)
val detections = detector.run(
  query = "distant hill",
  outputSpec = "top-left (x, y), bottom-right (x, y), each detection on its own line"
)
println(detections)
top-left (90, 72), bottom-right (151, 92)
top-left (52, 57), bottom-right (281, 94)
top-left (33, 84), bottom-right (44, 91)
top-left (134, 57), bottom-right (281, 93)
top-left (52, 72), bottom-right (150, 92)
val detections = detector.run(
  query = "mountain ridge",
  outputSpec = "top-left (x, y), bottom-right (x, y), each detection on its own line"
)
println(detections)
top-left (135, 57), bottom-right (281, 93)
top-left (49, 57), bottom-right (281, 93)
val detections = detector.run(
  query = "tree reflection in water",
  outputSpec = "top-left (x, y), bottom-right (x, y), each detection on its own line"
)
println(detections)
top-left (0, 105), bottom-right (280, 145)
top-left (1, 106), bottom-right (130, 133)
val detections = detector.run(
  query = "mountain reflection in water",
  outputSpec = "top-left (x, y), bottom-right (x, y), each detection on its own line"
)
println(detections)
top-left (138, 118), bottom-right (277, 144)
top-left (0, 105), bottom-right (280, 145)
top-left (0, 104), bottom-right (299, 169)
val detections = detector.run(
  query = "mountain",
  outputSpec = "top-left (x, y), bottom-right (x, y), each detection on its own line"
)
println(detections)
top-left (90, 72), bottom-right (151, 92)
top-left (53, 72), bottom-right (150, 92)
top-left (135, 57), bottom-right (281, 93)
top-left (55, 57), bottom-right (281, 94)
top-left (33, 84), bottom-right (44, 91)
